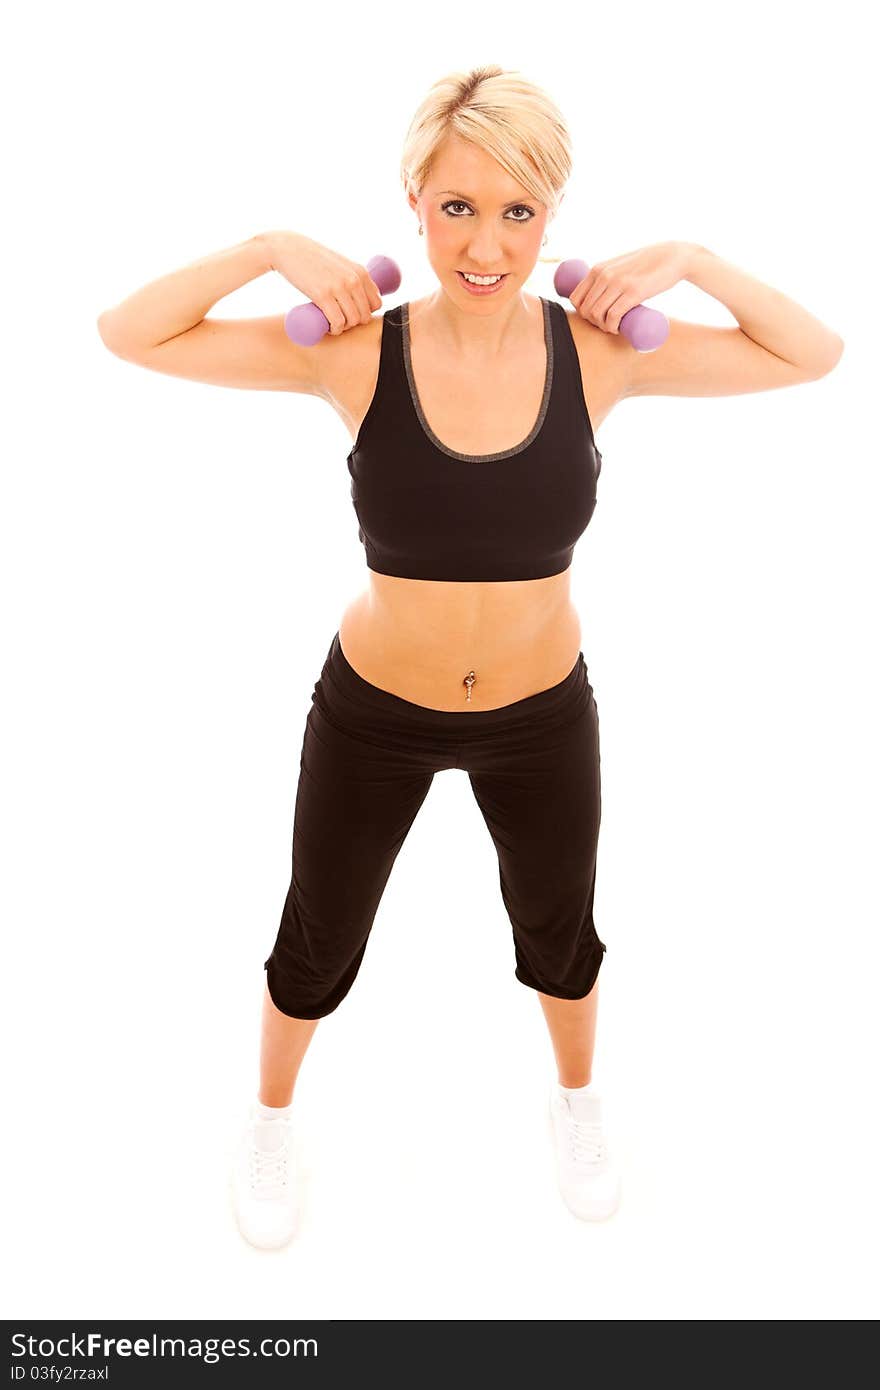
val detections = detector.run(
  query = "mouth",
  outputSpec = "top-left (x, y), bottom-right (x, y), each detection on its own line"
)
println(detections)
top-left (456, 270), bottom-right (509, 290)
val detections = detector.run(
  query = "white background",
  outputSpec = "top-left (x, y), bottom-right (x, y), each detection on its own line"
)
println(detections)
top-left (2, 0), bottom-right (876, 1323)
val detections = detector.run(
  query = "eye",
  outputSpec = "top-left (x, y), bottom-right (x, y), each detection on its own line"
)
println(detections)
top-left (440, 200), bottom-right (535, 222)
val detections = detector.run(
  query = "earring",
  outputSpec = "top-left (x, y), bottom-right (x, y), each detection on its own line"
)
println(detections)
top-left (542, 234), bottom-right (548, 246)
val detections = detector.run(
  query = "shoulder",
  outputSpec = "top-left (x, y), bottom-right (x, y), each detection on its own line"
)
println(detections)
top-left (559, 304), bottom-right (632, 432)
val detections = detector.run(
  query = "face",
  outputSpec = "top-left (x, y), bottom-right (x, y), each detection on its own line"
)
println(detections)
top-left (409, 132), bottom-right (551, 305)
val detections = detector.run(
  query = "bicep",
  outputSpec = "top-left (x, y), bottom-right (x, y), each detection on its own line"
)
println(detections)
top-left (621, 317), bottom-right (826, 399)
top-left (100, 313), bottom-right (331, 395)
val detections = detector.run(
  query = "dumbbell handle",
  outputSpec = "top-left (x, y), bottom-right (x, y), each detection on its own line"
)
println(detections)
top-left (554, 259), bottom-right (669, 352)
top-left (284, 256), bottom-right (402, 346)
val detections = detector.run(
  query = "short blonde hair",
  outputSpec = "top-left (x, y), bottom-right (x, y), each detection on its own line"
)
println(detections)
top-left (400, 65), bottom-right (572, 262)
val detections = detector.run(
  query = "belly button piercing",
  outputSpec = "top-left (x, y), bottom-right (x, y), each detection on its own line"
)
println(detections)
top-left (463, 670), bottom-right (476, 702)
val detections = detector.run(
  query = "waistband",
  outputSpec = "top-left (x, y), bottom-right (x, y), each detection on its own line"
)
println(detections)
top-left (318, 630), bottom-right (588, 732)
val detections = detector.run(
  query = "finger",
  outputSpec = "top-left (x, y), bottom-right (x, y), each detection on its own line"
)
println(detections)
top-left (593, 286), bottom-right (627, 332)
top-left (606, 292), bottom-right (633, 333)
top-left (351, 280), bottom-right (375, 325)
top-left (346, 273), bottom-right (379, 328)
top-left (574, 291), bottom-right (601, 325)
top-left (569, 275), bottom-right (591, 312)
top-left (321, 297), bottom-right (347, 336)
top-left (364, 276), bottom-right (383, 313)
top-left (329, 270), bottom-right (366, 333)
top-left (344, 284), bottom-right (369, 327)
top-left (333, 288), bottom-right (361, 334)
top-left (604, 289), bottom-right (632, 333)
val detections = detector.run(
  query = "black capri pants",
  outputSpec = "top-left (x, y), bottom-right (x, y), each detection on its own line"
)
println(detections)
top-left (264, 631), bottom-right (606, 1019)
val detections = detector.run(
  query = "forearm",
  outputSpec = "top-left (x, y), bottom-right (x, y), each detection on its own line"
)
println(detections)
top-left (97, 233), bottom-right (273, 352)
top-left (684, 244), bottom-right (844, 374)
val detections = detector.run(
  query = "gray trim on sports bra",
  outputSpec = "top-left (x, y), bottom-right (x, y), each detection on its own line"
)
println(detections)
top-left (399, 297), bottom-right (555, 463)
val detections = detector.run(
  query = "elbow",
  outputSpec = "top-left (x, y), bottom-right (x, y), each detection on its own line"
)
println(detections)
top-left (97, 312), bottom-right (142, 358)
top-left (801, 335), bottom-right (845, 379)
top-left (97, 312), bottom-right (122, 353)
top-left (819, 334), bottom-right (845, 375)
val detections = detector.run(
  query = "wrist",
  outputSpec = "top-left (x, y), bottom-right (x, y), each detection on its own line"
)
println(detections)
top-left (257, 229), bottom-right (302, 274)
top-left (254, 231), bottom-right (280, 273)
top-left (682, 242), bottom-right (712, 281)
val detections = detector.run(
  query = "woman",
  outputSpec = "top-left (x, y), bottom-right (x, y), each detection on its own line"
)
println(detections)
top-left (97, 65), bottom-right (844, 1251)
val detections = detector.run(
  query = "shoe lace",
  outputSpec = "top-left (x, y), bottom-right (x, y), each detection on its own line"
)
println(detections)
top-left (568, 1117), bottom-right (606, 1168)
top-left (249, 1130), bottom-right (290, 1197)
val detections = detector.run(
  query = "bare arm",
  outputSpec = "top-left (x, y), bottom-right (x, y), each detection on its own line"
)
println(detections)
top-left (94, 232), bottom-right (353, 396)
top-left (618, 244), bottom-right (844, 400)
top-left (96, 233), bottom-right (272, 353)
top-left (683, 245), bottom-right (844, 374)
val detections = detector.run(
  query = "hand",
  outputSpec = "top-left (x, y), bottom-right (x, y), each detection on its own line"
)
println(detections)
top-left (262, 230), bottom-right (383, 335)
top-left (568, 240), bottom-right (698, 334)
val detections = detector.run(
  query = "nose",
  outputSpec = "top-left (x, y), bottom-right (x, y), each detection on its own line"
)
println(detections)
top-left (464, 231), bottom-right (506, 267)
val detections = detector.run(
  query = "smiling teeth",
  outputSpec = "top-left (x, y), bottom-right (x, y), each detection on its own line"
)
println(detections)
top-left (461, 272), bottom-right (503, 284)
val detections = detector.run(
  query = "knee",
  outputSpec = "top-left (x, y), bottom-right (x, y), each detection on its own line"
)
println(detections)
top-left (514, 919), bottom-right (607, 1000)
top-left (264, 948), bottom-right (367, 1020)
top-left (262, 868), bottom-right (377, 1018)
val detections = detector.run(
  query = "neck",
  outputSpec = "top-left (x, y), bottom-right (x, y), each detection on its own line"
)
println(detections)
top-left (417, 286), bottom-right (538, 359)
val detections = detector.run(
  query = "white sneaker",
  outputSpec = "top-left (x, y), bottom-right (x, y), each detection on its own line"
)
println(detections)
top-left (548, 1083), bottom-right (622, 1221)
top-left (230, 1103), bottom-right (300, 1249)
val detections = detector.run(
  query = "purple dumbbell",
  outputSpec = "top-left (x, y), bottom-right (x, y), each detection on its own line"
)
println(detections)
top-left (284, 255), bottom-right (402, 346)
top-left (554, 259), bottom-right (669, 352)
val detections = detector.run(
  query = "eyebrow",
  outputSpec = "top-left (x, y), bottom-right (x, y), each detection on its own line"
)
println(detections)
top-left (435, 190), bottom-right (531, 206)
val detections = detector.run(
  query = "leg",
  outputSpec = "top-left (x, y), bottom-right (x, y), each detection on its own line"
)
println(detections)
top-left (261, 698), bottom-right (434, 1095)
top-left (466, 674), bottom-right (606, 1012)
top-left (259, 981), bottom-right (320, 1107)
top-left (537, 979), bottom-right (599, 1088)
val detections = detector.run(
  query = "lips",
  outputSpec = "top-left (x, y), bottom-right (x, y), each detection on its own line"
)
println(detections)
top-left (456, 271), bottom-right (509, 292)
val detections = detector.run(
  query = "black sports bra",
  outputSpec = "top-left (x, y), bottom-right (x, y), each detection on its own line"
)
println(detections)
top-left (346, 297), bottom-right (603, 582)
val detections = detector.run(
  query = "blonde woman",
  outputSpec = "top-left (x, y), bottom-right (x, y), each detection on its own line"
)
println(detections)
top-left (97, 66), bottom-right (844, 1251)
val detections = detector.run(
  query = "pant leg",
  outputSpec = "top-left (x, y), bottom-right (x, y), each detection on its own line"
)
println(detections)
top-left (465, 687), bottom-right (605, 1000)
top-left (264, 699), bottom-right (435, 1019)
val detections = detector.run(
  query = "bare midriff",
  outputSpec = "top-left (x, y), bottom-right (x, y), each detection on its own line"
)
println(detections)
top-left (338, 570), bottom-right (581, 711)
top-left (323, 292), bottom-right (615, 712)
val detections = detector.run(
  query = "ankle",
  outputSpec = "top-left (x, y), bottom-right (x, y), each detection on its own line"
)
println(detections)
top-left (256, 1092), bottom-right (293, 1112)
top-left (557, 1076), bottom-right (593, 1092)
